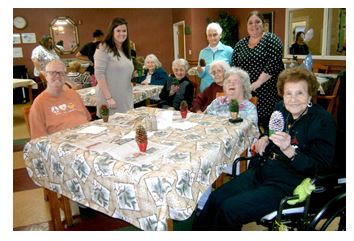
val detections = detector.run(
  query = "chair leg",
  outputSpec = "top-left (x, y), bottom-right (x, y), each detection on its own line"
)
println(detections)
top-left (43, 188), bottom-right (49, 201)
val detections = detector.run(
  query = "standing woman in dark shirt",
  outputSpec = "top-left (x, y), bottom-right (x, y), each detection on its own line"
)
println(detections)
top-left (232, 11), bottom-right (284, 130)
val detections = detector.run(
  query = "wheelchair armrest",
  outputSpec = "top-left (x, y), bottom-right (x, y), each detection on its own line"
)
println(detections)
top-left (232, 156), bottom-right (252, 178)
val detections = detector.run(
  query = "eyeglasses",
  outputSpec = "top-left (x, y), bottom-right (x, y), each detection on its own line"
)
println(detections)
top-left (46, 71), bottom-right (66, 77)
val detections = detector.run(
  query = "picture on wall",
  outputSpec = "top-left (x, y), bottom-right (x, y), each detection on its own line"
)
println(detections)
top-left (263, 12), bottom-right (274, 33)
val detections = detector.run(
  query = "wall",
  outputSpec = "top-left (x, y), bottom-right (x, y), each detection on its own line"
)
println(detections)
top-left (13, 8), bottom-right (174, 77)
top-left (13, 8), bottom-right (345, 78)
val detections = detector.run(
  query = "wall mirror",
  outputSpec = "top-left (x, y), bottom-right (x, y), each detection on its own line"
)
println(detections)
top-left (285, 8), bottom-right (346, 60)
top-left (50, 17), bottom-right (79, 55)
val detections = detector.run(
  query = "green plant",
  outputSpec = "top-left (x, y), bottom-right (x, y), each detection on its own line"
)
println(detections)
top-left (208, 11), bottom-right (238, 48)
top-left (229, 99), bottom-right (239, 113)
top-left (172, 78), bottom-right (179, 86)
top-left (100, 104), bottom-right (109, 116)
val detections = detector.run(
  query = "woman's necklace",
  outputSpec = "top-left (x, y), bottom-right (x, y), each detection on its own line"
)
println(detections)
top-left (285, 107), bottom-right (308, 133)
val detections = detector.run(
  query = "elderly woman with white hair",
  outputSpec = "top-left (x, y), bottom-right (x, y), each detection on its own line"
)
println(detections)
top-left (159, 58), bottom-right (194, 110)
top-left (197, 22), bottom-right (233, 93)
top-left (191, 60), bottom-right (230, 113)
top-left (135, 54), bottom-right (169, 86)
top-left (205, 67), bottom-right (258, 126)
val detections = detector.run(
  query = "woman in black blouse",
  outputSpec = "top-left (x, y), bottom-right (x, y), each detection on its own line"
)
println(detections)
top-left (232, 11), bottom-right (284, 130)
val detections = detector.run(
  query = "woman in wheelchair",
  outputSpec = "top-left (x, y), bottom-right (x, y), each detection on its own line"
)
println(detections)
top-left (193, 67), bottom-right (336, 230)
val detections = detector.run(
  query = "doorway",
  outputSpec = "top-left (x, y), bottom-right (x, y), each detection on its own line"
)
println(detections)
top-left (173, 21), bottom-right (186, 60)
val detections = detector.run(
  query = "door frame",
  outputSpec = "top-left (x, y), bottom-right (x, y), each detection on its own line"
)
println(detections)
top-left (173, 20), bottom-right (186, 60)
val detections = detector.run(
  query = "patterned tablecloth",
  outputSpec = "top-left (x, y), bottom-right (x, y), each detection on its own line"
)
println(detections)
top-left (77, 84), bottom-right (163, 106)
top-left (23, 107), bottom-right (259, 230)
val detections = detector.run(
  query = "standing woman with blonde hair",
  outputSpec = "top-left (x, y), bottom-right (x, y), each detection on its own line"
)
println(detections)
top-left (232, 11), bottom-right (284, 130)
top-left (94, 17), bottom-right (134, 116)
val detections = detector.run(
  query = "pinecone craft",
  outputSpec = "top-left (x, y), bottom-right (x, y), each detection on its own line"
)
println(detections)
top-left (135, 124), bottom-right (148, 152)
top-left (180, 100), bottom-right (188, 119)
top-left (180, 100), bottom-right (188, 111)
top-left (135, 124), bottom-right (147, 144)
top-left (199, 58), bottom-right (206, 67)
top-left (269, 111), bottom-right (284, 136)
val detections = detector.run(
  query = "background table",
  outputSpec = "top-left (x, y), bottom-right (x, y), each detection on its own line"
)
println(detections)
top-left (13, 78), bottom-right (38, 103)
top-left (77, 84), bottom-right (163, 106)
top-left (23, 107), bottom-right (259, 230)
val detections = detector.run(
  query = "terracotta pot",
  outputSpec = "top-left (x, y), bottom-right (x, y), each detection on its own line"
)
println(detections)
top-left (180, 110), bottom-right (187, 119)
top-left (102, 115), bottom-right (109, 122)
top-left (137, 141), bottom-right (148, 152)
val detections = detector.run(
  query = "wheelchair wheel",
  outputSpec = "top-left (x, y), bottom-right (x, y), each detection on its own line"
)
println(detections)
top-left (306, 192), bottom-right (346, 231)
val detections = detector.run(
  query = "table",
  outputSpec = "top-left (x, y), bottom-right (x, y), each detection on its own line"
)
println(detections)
top-left (13, 78), bottom-right (38, 103)
top-left (77, 84), bottom-right (163, 106)
top-left (315, 73), bottom-right (337, 95)
top-left (23, 107), bottom-right (259, 230)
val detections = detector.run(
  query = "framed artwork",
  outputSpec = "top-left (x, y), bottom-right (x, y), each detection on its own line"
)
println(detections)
top-left (263, 12), bottom-right (274, 33)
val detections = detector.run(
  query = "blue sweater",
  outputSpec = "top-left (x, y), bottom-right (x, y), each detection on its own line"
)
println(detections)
top-left (135, 67), bottom-right (169, 86)
top-left (198, 42), bottom-right (233, 92)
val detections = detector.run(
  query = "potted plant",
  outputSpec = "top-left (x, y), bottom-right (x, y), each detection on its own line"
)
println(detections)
top-left (229, 99), bottom-right (242, 123)
top-left (100, 104), bottom-right (109, 122)
top-left (180, 100), bottom-right (188, 119)
top-left (135, 124), bottom-right (148, 152)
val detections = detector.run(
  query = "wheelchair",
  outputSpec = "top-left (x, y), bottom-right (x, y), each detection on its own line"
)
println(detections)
top-left (231, 145), bottom-right (346, 231)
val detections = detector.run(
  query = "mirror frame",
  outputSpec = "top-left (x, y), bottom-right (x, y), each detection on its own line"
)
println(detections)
top-left (49, 16), bottom-right (79, 55)
top-left (284, 8), bottom-right (346, 61)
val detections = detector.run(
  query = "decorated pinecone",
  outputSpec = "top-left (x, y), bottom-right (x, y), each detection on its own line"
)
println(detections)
top-left (180, 100), bottom-right (188, 111)
top-left (199, 58), bottom-right (206, 67)
top-left (269, 111), bottom-right (284, 136)
top-left (135, 124), bottom-right (147, 144)
top-left (229, 99), bottom-right (239, 113)
top-left (100, 104), bottom-right (109, 116)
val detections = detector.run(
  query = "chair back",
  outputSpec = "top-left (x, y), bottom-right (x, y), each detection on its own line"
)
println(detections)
top-left (249, 96), bottom-right (258, 106)
top-left (215, 92), bottom-right (225, 98)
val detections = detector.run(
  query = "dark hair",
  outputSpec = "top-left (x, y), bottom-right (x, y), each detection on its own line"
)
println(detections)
top-left (247, 11), bottom-right (265, 24)
top-left (39, 35), bottom-right (53, 50)
top-left (295, 31), bottom-right (305, 42)
top-left (102, 17), bottom-right (131, 60)
top-left (56, 40), bottom-right (64, 46)
top-left (277, 67), bottom-right (319, 97)
top-left (93, 29), bottom-right (104, 38)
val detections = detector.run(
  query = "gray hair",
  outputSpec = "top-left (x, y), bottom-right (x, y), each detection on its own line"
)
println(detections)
top-left (144, 54), bottom-right (162, 69)
top-left (209, 60), bottom-right (230, 76)
top-left (172, 58), bottom-right (189, 71)
top-left (223, 67), bottom-right (252, 99)
top-left (206, 22), bottom-right (223, 35)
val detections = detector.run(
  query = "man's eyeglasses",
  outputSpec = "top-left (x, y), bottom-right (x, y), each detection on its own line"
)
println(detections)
top-left (46, 71), bottom-right (66, 77)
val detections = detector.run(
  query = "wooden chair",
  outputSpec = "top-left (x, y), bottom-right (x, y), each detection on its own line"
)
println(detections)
top-left (317, 77), bottom-right (341, 120)
top-left (22, 105), bottom-right (73, 230)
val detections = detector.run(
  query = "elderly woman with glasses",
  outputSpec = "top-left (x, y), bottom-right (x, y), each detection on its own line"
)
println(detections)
top-left (205, 67), bottom-right (258, 126)
top-left (191, 60), bottom-right (230, 113)
top-left (159, 58), bottom-right (194, 110)
top-left (29, 60), bottom-right (91, 139)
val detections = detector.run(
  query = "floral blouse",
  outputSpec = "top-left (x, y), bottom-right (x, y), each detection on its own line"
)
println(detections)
top-left (205, 96), bottom-right (258, 126)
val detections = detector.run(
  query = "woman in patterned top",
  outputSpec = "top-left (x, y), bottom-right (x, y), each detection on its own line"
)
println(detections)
top-left (205, 67), bottom-right (258, 126)
top-left (231, 11), bottom-right (284, 130)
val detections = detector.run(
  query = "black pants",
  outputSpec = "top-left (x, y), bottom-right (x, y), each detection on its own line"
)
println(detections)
top-left (192, 169), bottom-right (290, 230)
